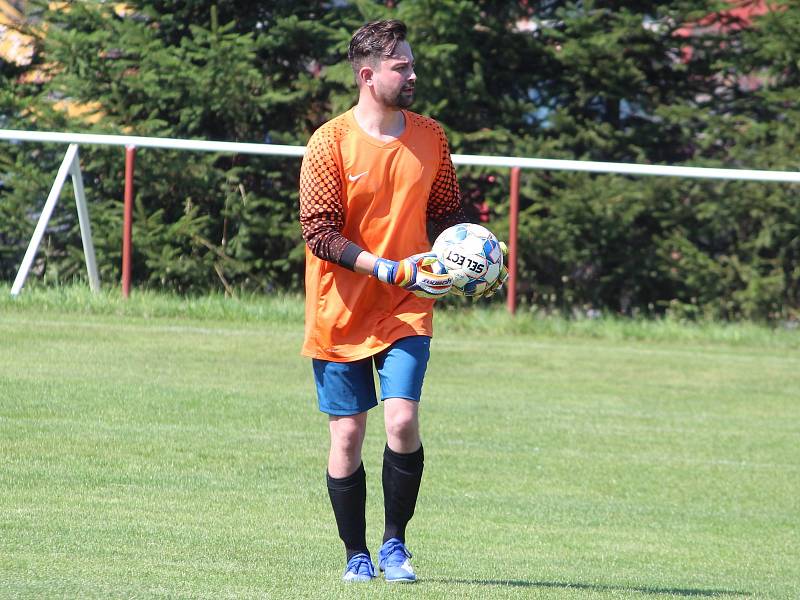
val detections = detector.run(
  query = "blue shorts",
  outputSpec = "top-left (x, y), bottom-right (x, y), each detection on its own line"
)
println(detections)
top-left (312, 336), bottom-right (431, 416)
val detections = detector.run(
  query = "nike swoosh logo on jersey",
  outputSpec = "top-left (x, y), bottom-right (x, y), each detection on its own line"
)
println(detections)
top-left (348, 171), bottom-right (368, 182)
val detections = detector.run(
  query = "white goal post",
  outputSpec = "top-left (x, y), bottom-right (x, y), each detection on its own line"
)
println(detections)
top-left (8, 142), bottom-right (99, 296)
top-left (2, 128), bottom-right (800, 306)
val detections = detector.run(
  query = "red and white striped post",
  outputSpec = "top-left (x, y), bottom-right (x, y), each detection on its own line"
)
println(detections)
top-left (507, 166), bottom-right (520, 315)
top-left (122, 145), bottom-right (136, 298)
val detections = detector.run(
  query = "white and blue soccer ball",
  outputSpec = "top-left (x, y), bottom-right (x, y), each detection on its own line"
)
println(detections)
top-left (432, 223), bottom-right (503, 297)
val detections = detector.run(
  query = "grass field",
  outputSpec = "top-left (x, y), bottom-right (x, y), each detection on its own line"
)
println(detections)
top-left (1, 286), bottom-right (798, 599)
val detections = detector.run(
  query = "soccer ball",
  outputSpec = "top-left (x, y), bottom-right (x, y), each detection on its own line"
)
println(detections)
top-left (432, 223), bottom-right (503, 297)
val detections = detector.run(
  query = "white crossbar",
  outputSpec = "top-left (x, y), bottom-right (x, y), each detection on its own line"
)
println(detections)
top-left (2, 128), bottom-right (799, 183)
top-left (0, 129), bottom-right (305, 157)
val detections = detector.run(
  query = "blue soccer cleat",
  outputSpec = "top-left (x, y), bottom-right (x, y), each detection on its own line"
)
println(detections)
top-left (341, 552), bottom-right (376, 582)
top-left (378, 538), bottom-right (416, 583)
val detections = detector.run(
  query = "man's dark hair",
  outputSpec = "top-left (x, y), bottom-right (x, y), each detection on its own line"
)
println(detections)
top-left (348, 19), bottom-right (407, 76)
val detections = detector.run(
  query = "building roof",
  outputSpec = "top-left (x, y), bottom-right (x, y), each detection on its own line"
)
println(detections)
top-left (0, 0), bottom-right (34, 65)
top-left (674, 0), bottom-right (774, 37)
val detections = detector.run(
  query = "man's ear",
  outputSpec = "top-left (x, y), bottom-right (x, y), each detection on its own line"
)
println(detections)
top-left (358, 65), bottom-right (374, 87)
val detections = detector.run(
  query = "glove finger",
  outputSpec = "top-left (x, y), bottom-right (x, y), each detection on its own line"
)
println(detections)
top-left (482, 282), bottom-right (499, 298)
top-left (477, 265), bottom-right (508, 298)
top-left (408, 251), bottom-right (439, 264)
top-left (414, 272), bottom-right (452, 297)
top-left (393, 259), bottom-right (416, 287)
top-left (498, 264), bottom-right (509, 284)
top-left (415, 253), bottom-right (449, 275)
top-left (411, 286), bottom-right (450, 298)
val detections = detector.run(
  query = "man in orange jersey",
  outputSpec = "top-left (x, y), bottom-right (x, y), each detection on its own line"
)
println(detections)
top-left (299, 19), bottom-right (468, 583)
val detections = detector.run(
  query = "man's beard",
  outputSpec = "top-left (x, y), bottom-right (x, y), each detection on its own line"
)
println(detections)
top-left (380, 86), bottom-right (415, 109)
top-left (394, 88), bottom-right (415, 108)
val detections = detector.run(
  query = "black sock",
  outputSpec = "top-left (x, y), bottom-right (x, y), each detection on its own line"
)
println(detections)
top-left (382, 444), bottom-right (424, 544)
top-left (327, 463), bottom-right (369, 561)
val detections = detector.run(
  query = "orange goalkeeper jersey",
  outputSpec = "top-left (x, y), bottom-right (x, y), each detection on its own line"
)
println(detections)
top-left (299, 108), bottom-right (461, 362)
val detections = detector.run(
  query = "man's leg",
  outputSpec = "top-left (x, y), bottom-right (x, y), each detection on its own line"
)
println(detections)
top-left (382, 398), bottom-right (424, 544)
top-left (374, 336), bottom-right (430, 582)
top-left (313, 357), bottom-right (379, 581)
top-left (327, 412), bottom-right (369, 561)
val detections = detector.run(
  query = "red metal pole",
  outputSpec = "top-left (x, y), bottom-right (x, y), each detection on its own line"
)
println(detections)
top-left (507, 167), bottom-right (520, 315)
top-left (122, 145), bottom-right (135, 298)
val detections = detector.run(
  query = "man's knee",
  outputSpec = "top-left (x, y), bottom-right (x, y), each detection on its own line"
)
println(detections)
top-left (386, 412), bottom-right (416, 439)
top-left (384, 401), bottom-right (419, 448)
top-left (330, 415), bottom-right (367, 454)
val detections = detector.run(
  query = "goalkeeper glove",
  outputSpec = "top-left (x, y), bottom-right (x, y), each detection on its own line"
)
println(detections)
top-left (373, 252), bottom-right (453, 299)
top-left (481, 241), bottom-right (509, 298)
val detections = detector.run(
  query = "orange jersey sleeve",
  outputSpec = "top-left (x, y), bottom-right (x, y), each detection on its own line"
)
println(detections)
top-left (298, 117), bottom-right (351, 264)
top-left (426, 121), bottom-right (462, 221)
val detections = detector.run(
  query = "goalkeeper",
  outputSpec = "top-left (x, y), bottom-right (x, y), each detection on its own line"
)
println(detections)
top-left (298, 19), bottom-right (502, 583)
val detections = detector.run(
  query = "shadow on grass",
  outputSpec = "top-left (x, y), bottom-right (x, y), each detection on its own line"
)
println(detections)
top-left (426, 578), bottom-right (749, 597)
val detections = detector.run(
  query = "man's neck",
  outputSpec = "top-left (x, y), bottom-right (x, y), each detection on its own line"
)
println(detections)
top-left (353, 103), bottom-right (406, 142)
